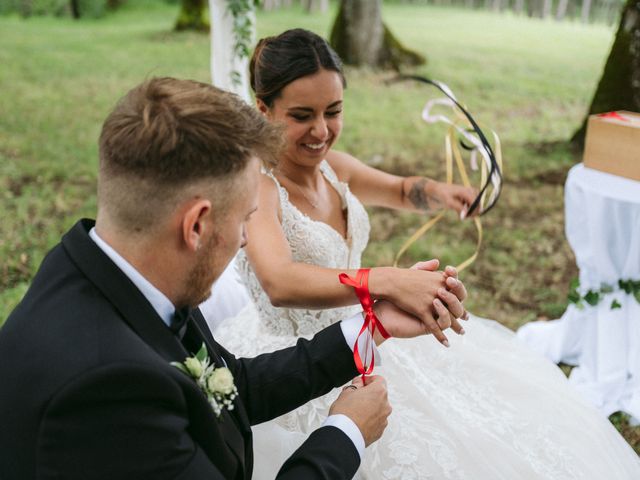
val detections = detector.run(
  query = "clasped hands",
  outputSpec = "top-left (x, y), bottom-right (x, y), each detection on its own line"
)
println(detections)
top-left (368, 259), bottom-right (468, 347)
top-left (329, 259), bottom-right (468, 448)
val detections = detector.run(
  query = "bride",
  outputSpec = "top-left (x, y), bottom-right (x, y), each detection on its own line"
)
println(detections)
top-left (212, 29), bottom-right (640, 479)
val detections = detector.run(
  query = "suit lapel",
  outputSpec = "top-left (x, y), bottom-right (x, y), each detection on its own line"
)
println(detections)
top-left (192, 309), bottom-right (252, 435)
top-left (62, 220), bottom-right (249, 476)
top-left (63, 220), bottom-right (187, 364)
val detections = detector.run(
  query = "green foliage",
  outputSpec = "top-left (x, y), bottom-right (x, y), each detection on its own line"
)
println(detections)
top-left (568, 278), bottom-right (640, 310)
top-left (0, 0), bottom-right (115, 17)
top-left (226, 0), bottom-right (260, 85)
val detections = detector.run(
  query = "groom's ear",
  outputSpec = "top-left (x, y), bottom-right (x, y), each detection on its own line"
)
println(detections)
top-left (181, 199), bottom-right (213, 253)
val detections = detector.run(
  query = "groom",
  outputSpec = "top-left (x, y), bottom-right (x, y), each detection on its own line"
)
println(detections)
top-left (0, 78), bottom-right (467, 480)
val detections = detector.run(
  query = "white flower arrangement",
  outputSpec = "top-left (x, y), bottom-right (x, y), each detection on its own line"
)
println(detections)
top-left (172, 343), bottom-right (238, 418)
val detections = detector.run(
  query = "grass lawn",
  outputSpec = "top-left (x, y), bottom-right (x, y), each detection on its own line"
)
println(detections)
top-left (1, 0), bottom-right (638, 452)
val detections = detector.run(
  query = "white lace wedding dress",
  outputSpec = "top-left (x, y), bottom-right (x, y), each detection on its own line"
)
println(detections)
top-left (213, 161), bottom-right (640, 479)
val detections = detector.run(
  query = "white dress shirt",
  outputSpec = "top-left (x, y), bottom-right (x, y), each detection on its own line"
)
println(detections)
top-left (89, 227), bottom-right (368, 460)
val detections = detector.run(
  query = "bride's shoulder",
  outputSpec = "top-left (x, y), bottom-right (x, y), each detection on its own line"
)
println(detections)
top-left (258, 172), bottom-right (280, 202)
top-left (326, 150), bottom-right (362, 183)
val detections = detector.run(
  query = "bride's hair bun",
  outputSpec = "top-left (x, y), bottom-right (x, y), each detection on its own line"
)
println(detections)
top-left (249, 28), bottom-right (346, 107)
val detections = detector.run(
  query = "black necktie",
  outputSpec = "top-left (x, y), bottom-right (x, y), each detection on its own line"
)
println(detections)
top-left (170, 306), bottom-right (192, 340)
top-left (173, 308), bottom-right (208, 358)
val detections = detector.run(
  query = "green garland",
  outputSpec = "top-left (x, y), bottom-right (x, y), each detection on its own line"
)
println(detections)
top-left (568, 278), bottom-right (640, 310)
top-left (226, 0), bottom-right (260, 87)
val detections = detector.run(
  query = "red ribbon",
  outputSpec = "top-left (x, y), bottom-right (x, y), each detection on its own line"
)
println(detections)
top-left (339, 268), bottom-right (390, 381)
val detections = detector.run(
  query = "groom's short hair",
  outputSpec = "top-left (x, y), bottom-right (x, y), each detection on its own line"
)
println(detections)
top-left (97, 77), bottom-right (282, 233)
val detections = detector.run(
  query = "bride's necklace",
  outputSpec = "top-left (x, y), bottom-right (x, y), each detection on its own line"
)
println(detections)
top-left (278, 171), bottom-right (321, 209)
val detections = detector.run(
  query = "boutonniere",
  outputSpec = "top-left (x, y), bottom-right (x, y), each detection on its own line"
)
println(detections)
top-left (172, 343), bottom-right (238, 418)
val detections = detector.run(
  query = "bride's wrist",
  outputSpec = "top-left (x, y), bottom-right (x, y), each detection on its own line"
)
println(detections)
top-left (368, 267), bottom-right (394, 301)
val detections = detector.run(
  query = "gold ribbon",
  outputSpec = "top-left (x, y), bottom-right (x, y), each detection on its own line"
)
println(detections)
top-left (393, 121), bottom-right (503, 272)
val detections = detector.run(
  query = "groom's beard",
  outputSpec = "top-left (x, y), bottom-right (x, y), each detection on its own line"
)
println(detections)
top-left (184, 231), bottom-right (221, 307)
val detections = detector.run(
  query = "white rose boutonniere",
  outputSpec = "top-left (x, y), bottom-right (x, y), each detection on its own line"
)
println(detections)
top-left (172, 343), bottom-right (238, 418)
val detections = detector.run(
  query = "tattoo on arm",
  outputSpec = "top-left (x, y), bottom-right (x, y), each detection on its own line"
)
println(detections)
top-left (407, 179), bottom-right (442, 211)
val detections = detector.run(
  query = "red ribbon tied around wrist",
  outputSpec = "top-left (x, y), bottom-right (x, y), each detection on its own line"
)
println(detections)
top-left (339, 268), bottom-right (391, 381)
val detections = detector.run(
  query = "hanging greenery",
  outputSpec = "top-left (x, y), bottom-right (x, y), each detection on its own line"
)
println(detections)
top-left (568, 278), bottom-right (640, 311)
top-left (226, 0), bottom-right (260, 86)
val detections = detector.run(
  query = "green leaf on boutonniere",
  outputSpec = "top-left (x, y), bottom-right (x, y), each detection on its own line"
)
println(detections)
top-left (171, 361), bottom-right (190, 375)
top-left (611, 299), bottom-right (622, 310)
top-left (195, 343), bottom-right (208, 363)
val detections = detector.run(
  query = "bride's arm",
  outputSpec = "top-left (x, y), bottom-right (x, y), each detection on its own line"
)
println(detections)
top-left (326, 150), bottom-right (477, 218)
top-left (245, 176), bottom-right (466, 345)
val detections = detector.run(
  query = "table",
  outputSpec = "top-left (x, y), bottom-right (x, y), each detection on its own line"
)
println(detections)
top-left (517, 163), bottom-right (640, 419)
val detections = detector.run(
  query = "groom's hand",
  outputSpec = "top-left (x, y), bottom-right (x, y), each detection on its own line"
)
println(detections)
top-left (372, 299), bottom-right (461, 345)
top-left (329, 376), bottom-right (391, 447)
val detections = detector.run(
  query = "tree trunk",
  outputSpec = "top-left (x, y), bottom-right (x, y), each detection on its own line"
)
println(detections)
top-left (514, 0), bottom-right (525, 15)
top-left (69, 0), bottom-right (80, 18)
top-left (304, 0), bottom-right (329, 13)
top-left (581, 0), bottom-right (592, 23)
top-left (492, 0), bottom-right (502, 12)
top-left (571, 0), bottom-right (640, 146)
top-left (175, 0), bottom-right (210, 31)
top-left (555, 0), bottom-right (569, 20)
top-left (542, 0), bottom-right (553, 18)
top-left (262, 0), bottom-right (281, 10)
top-left (329, 0), bottom-right (425, 69)
top-left (106, 0), bottom-right (124, 10)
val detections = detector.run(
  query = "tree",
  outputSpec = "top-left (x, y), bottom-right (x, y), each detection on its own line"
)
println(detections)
top-left (69, 0), bottom-right (80, 18)
top-left (304, 0), bottom-right (328, 13)
top-left (175, 0), bottom-right (210, 31)
top-left (329, 0), bottom-right (425, 69)
top-left (581, 0), bottom-right (592, 22)
top-left (571, 0), bottom-right (640, 145)
top-left (555, 0), bottom-right (570, 21)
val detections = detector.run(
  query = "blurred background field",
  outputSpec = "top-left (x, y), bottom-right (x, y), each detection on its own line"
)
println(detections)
top-left (1, 0), bottom-right (638, 450)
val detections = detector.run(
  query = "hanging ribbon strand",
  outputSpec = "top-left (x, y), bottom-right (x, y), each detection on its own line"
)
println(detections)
top-left (388, 75), bottom-right (504, 270)
top-left (339, 269), bottom-right (390, 381)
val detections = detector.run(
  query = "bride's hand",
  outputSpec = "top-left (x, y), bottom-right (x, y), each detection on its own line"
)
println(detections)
top-left (415, 262), bottom-right (468, 336)
top-left (428, 181), bottom-right (478, 219)
top-left (369, 262), bottom-right (467, 347)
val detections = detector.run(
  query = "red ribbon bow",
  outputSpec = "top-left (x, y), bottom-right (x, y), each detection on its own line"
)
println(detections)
top-left (339, 268), bottom-right (391, 381)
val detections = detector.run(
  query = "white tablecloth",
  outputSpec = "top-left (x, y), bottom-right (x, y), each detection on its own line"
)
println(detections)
top-left (517, 163), bottom-right (640, 419)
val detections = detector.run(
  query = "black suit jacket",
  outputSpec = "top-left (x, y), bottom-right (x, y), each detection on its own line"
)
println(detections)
top-left (0, 219), bottom-right (360, 480)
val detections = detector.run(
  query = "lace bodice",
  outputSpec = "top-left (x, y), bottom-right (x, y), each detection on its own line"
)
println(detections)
top-left (236, 160), bottom-right (370, 337)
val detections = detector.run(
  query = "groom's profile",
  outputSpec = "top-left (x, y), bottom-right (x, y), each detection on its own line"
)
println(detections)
top-left (0, 77), bottom-right (464, 480)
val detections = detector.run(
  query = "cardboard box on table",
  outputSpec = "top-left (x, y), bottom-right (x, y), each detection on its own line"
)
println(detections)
top-left (583, 111), bottom-right (640, 182)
